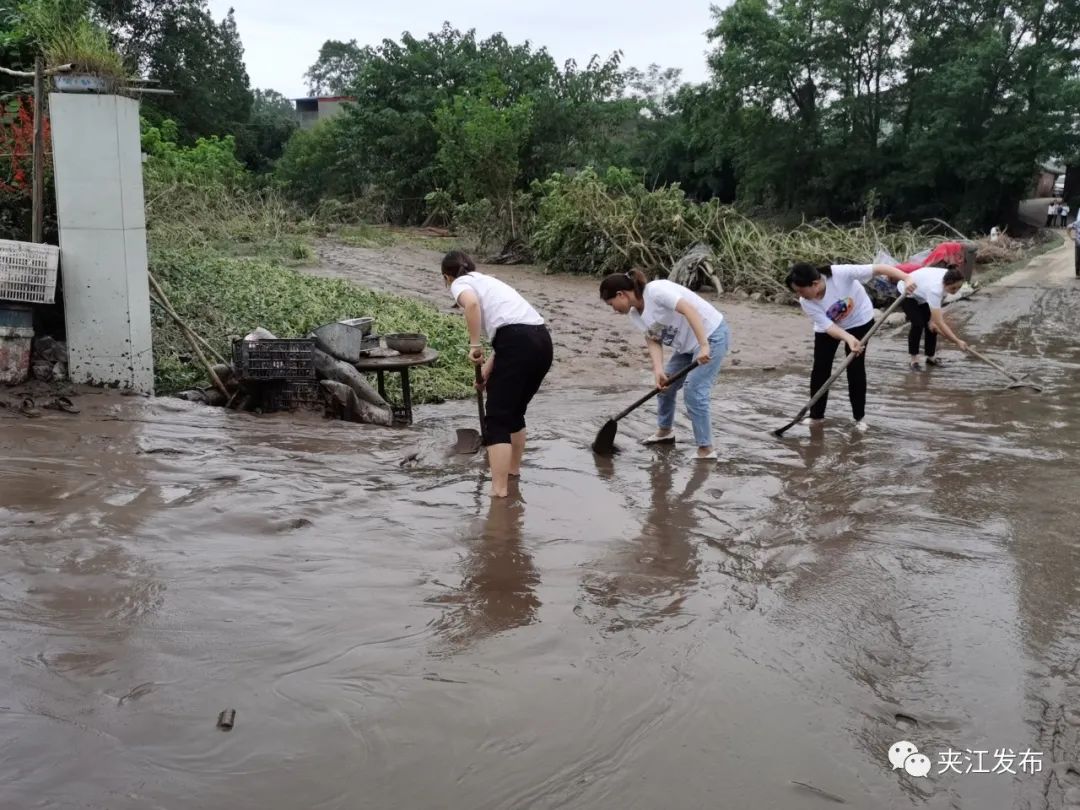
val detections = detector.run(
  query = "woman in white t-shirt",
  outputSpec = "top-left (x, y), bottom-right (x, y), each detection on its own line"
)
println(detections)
top-left (442, 251), bottom-right (553, 498)
top-left (897, 266), bottom-right (969, 369)
top-left (786, 262), bottom-right (912, 431)
top-left (599, 269), bottom-right (730, 460)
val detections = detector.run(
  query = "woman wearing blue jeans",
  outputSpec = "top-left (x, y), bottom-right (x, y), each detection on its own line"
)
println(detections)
top-left (600, 269), bottom-right (730, 460)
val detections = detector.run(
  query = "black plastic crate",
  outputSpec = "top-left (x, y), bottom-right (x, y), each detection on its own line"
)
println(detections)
top-left (233, 338), bottom-right (315, 380)
top-left (262, 379), bottom-right (324, 412)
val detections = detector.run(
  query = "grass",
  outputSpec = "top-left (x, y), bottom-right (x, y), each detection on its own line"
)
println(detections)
top-left (145, 184), bottom-right (473, 401)
top-left (334, 223), bottom-right (471, 254)
top-left (150, 248), bottom-right (474, 401)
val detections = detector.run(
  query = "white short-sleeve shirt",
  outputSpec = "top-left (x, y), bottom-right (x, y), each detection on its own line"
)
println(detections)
top-left (449, 272), bottom-right (544, 338)
top-left (628, 279), bottom-right (724, 355)
top-left (898, 266), bottom-right (948, 309)
top-left (797, 264), bottom-right (875, 333)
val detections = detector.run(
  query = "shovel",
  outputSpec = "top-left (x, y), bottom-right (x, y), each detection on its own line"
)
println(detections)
top-left (966, 347), bottom-right (1043, 392)
top-left (772, 292), bottom-right (908, 438)
top-left (592, 361), bottom-right (697, 455)
top-left (452, 365), bottom-right (486, 454)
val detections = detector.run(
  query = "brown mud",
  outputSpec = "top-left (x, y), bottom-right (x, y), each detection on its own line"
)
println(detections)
top-left (2, 243), bottom-right (1079, 809)
top-left (306, 240), bottom-right (812, 387)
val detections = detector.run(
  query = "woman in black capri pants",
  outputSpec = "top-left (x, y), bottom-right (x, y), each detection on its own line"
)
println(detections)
top-left (442, 251), bottom-right (553, 498)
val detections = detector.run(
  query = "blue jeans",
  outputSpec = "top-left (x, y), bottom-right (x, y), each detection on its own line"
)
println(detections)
top-left (656, 322), bottom-right (730, 447)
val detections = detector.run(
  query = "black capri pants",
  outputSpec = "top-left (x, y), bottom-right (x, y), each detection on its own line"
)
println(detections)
top-left (902, 297), bottom-right (937, 357)
top-left (484, 324), bottom-right (553, 446)
top-left (810, 320), bottom-right (872, 421)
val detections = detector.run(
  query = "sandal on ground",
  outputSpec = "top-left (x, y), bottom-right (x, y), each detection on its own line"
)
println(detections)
top-left (44, 396), bottom-right (80, 414)
top-left (909, 359), bottom-right (922, 370)
top-left (925, 357), bottom-right (944, 367)
top-left (20, 397), bottom-right (41, 418)
top-left (694, 449), bottom-right (718, 460)
top-left (642, 432), bottom-right (676, 445)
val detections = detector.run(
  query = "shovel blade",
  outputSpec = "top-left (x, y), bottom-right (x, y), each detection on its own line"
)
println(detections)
top-left (592, 419), bottom-right (618, 456)
top-left (453, 428), bottom-right (483, 454)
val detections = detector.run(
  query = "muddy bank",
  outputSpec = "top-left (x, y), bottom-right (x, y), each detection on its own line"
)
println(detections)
top-left (305, 240), bottom-right (812, 388)
top-left (2, 244), bottom-right (1079, 809)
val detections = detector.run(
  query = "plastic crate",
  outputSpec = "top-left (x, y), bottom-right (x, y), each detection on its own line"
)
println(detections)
top-left (0, 239), bottom-right (59, 304)
top-left (262, 379), bottom-right (323, 412)
top-left (232, 338), bottom-right (315, 380)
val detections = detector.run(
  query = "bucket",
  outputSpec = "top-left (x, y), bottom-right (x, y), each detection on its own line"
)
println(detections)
top-left (0, 325), bottom-right (34, 384)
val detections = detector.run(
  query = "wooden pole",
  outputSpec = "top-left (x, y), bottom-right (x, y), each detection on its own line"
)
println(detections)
top-left (31, 58), bottom-right (45, 243)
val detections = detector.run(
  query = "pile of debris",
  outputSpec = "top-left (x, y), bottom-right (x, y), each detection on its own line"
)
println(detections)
top-left (30, 336), bottom-right (68, 383)
top-left (176, 326), bottom-right (394, 426)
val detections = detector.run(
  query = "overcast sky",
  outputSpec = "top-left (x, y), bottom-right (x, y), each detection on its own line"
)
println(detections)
top-left (206, 1), bottom-right (725, 99)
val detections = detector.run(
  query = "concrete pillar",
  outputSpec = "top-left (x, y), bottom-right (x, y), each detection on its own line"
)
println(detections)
top-left (48, 93), bottom-right (153, 394)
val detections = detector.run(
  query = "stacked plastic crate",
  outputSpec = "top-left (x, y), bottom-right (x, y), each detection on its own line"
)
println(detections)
top-left (0, 239), bottom-right (59, 384)
top-left (231, 337), bottom-right (319, 411)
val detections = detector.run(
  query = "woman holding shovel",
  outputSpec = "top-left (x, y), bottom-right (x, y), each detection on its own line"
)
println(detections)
top-left (898, 266), bottom-right (969, 369)
top-left (442, 251), bottom-right (553, 499)
top-left (599, 269), bottom-right (729, 461)
top-left (787, 262), bottom-right (913, 431)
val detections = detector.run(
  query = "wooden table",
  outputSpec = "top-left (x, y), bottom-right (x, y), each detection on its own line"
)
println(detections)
top-left (353, 347), bottom-right (439, 424)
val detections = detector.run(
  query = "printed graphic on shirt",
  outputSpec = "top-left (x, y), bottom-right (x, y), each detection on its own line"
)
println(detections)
top-left (825, 297), bottom-right (856, 323)
top-left (647, 323), bottom-right (679, 346)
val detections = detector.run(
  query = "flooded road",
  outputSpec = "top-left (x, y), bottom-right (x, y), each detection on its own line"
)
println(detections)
top-left (2, 251), bottom-right (1079, 809)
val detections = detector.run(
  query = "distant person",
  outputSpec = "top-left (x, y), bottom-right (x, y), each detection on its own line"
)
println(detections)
top-left (1048, 199), bottom-right (1059, 227)
top-left (1061, 201), bottom-right (1071, 228)
top-left (599, 269), bottom-right (729, 460)
top-left (442, 251), bottom-right (553, 498)
top-left (1067, 220), bottom-right (1080, 278)
top-left (786, 262), bottom-right (913, 431)
top-left (898, 266), bottom-right (970, 369)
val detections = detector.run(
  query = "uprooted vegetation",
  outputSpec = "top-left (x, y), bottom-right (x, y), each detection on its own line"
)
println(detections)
top-left (142, 120), bottom-right (474, 401)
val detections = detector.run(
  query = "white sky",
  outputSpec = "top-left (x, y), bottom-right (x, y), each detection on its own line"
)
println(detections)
top-left (206, 1), bottom-right (725, 99)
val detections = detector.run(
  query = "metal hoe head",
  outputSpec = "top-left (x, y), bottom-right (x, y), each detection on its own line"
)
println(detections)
top-left (592, 419), bottom-right (619, 456)
top-left (1005, 379), bottom-right (1043, 392)
top-left (452, 427), bottom-right (483, 454)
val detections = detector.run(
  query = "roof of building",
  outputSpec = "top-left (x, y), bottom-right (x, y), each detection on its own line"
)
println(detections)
top-left (293, 96), bottom-right (356, 103)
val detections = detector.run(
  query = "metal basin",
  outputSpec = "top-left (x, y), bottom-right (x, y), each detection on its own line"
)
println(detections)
top-left (384, 333), bottom-right (428, 354)
top-left (338, 317), bottom-right (374, 336)
top-left (313, 320), bottom-right (377, 363)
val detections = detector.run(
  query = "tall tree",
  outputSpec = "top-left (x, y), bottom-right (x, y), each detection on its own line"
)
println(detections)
top-left (304, 38), bottom-right (365, 96)
top-left (92, 0), bottom-right (254, 143)
top-left (242, 88), bottom-right (298, 172)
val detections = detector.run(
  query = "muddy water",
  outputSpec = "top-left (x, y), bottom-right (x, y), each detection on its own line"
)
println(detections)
top-left (3, 276), bottom-right (1080, 809)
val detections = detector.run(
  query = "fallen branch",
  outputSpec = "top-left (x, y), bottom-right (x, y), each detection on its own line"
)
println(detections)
top-left (147, 272), bottom-right (228, 365)
top-left (147, 272), bottom-right (230, 399)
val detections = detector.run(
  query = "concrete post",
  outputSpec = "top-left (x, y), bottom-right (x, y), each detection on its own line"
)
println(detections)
top-left (48, 93), bottom-right (154, 394)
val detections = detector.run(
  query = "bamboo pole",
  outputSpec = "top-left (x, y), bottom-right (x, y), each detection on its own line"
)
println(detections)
top-left (147, 272), bottom-right (228, 366)
top-left (31, 58), bottom-right (44, 243)
top-left (146, 272), bottom-right (231, 399)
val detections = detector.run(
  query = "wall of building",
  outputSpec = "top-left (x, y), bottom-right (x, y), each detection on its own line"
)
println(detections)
top-left (49, 93), bottom-right (154, 394)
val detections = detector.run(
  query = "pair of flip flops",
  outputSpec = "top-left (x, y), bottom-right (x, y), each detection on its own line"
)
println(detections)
top-left (7, 396), bottom-right (80, 417)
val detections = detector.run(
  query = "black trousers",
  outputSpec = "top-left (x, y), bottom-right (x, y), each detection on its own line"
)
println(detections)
top-left (484, 324), bottom-right (553, 446)
top-left (810, 320), bottom-right (872, 420)
top-left (902, 297), bottom-right (938, 357)
top-left (1075, 244), bottom-right (1080, 278)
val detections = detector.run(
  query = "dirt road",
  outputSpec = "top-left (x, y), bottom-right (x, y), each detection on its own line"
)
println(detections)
top-left (2, 241), bottom-right (1078, 809)
top-left (306, 240), bottom-right (812, 389)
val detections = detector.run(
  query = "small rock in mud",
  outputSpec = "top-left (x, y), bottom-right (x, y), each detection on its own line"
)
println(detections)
top-left (216, 708), bottom-right (236, 731)
top-left (895, 713), bottom-right (918, 731)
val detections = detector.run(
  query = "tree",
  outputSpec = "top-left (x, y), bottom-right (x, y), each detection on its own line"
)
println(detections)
top-left (706, 0), bottom-right (1080, 227)
top-left (434, 85), bottom-right (532, 235)
top-left (92, 0), bottom-right (254, 144)
top-left (242, 88), bottom-right (298, 172)
top-left (304, 38), bottom-right (365, 96)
